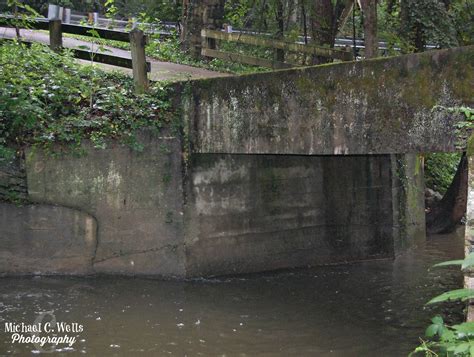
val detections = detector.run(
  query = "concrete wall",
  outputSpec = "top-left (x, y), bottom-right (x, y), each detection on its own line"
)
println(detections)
top-left (184, 153), bottom-right (425, 276)
top-left (0, 140), bottom-right (425, 277)
top-left (0, 203), bottom-right (97, 275)
top-left (25, 132), bottom-right (186, 277)
top-left (184, 46), bottom-right (473, 155)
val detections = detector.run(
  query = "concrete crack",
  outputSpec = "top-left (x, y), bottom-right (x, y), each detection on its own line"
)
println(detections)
top-left (93, 244), bottom-right (179, 265)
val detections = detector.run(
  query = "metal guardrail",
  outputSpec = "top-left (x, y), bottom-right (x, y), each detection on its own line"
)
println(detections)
top-left (1, 15), bottom-right (139, 42)
top-left (68, 13), bottom-right (177, 34)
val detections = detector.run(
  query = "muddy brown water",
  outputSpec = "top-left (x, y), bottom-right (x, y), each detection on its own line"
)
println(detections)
top-left (0, 229), bottom-right (466, 356)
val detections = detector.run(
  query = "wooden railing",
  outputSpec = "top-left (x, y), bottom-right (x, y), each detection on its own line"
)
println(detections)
top-left (201, 29), bottom-right (353, 70)
top-left (0, 16), bottom-right (150, 93)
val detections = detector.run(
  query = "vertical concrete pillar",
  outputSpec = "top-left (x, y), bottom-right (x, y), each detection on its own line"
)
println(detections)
top-left (391, 153), bottom-right (426, 255)
top-left (465, 148), bottom-right (474, 321)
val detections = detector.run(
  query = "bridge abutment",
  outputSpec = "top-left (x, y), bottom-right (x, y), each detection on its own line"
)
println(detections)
top-left (0, 135), bottom-right (425, 277)
top-left (1, 46), bottom-right (471, 277)
top-left (184, 153), bottom-right (425, 276)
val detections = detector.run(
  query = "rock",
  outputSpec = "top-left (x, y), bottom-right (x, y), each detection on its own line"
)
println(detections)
top-left (425, 188), bottom-right (443, 209)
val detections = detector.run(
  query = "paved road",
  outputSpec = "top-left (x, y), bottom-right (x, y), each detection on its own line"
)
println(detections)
top-left (0, 27), bottom-right (230, 82)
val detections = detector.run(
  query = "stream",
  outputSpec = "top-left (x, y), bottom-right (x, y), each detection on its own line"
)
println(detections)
top-left (0, 228), bottom-right (466, 356)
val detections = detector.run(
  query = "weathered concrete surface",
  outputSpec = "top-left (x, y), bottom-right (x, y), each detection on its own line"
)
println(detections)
top-left (184, 46), bottom-right (474, 155)
top-left (11, 138), bottom-right (424, 277)
top-left (0, 203), bottom-right (97, 275)
top-left (184, 153), bottom-right (425, 276)
top-left (25, 132), bottom-right (186, 277)
top-left (0, 156), bottom-right (27, 202)
top-left (391, 154), bottom-right (426, 253)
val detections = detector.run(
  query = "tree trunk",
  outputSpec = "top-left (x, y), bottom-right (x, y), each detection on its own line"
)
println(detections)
top-left (179, 0), bottom-right (190, 36)
top-left (426, 153), bottom-right (468, 234)
top-left (309, 0), bottom-right (336, 64)
top-left (360, 0), bottom-right (378, 58)
top-left (286, 0), bottom-right (297, 30)
top-left (338, 0), bottom-right (354, 33)
top-left (399, 0), bottom-right (411, 53)
top-left (181, 0), bottom-right (225, 59)
top-left (308, 0), bottom-right (353, 64)
top-left (275, 0), bottom-right (285, 62)
top-left (414, 22), bottom-right (425, 52)
top-left (301, 0), bottom-right (308, 44)
top-left (399, 0), bottom-right (425, 53)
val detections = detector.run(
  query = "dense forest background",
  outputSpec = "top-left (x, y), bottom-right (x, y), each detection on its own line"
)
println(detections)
top-left (1, 0), bottom-right (472, 52)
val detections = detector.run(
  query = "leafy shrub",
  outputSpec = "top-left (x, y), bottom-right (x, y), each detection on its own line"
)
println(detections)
top-left (424, 153), bottom-right (461, 194)
top-left (0, 41), bottom-right (174, 156)
top-left (413, 255), bottom-right (474, 356)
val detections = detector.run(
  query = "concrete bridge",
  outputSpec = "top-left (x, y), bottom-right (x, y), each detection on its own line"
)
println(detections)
top-left (1, 46), bottom-right (473, 278)
top-left (185, 45), bottom-right (472, 156)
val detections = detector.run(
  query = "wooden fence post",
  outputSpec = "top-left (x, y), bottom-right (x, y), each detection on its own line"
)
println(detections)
top-left (129, 28), bottom-right (149, 94)
top-left (49, 19), bottom-right (62, 52)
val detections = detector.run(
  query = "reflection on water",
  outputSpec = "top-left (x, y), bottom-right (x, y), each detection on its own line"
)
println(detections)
top-left (0, 229), bottom-right (466, 356)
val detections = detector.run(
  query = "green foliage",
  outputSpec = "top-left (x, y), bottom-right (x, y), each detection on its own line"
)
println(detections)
top-left (352, 0), bottom-right (472, 55)
top-left (403, 0), bottom-right (458, 48)
top-left (224, 1), bottom-right (300, 36)
top-left (434, 260), bottom-right (465, 268)
top-left (451, 107), bottom-right (474, 123)
top-left (48, 0), bottom-right (73, 7)
top-left (376, 0), bottom-right (416, 54)
top-left (427, 289), bottom-right (474, 305)
top-left (424, 153), bottom-right (461, 194)
top-left (413, 253), bottom-right (474, 356)
top-left (449, 1), bottom-right (474, 46)
top-left (424, 107), bottom-right (473, 194)
top-left (0, 42), bottom-right (174, 156)
top-left (2, 0), bottom-right (41, 36)
top-left (104, 0), bottom-right (118, 20)
top-left (104, 0), bottom-right (181, 22)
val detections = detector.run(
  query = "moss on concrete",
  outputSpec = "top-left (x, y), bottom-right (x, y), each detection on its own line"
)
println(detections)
top-left (184, 45), bottom-right (474, 156)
